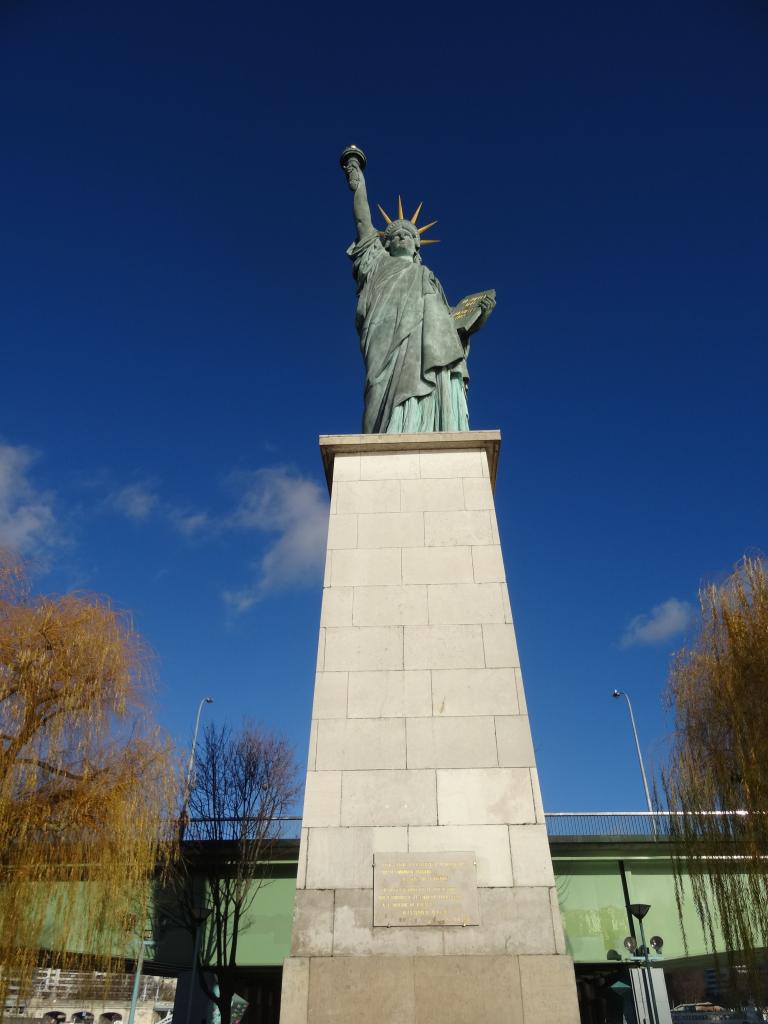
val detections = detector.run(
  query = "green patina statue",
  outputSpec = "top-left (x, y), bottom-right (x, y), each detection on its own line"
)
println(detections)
top-left (341, 145), bottom-right (496, 435)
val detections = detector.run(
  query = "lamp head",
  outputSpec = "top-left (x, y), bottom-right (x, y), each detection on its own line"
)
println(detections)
top-left (650, 935), bottom-right (664, 951)
top-left (612, 689), bottom-right (622, 698)
top-left (629, 903), bottom-right (651, 921)
top-left (205, 697), bottom-right (214, 704)
top-left (624, 936), bottom-right (637, 954)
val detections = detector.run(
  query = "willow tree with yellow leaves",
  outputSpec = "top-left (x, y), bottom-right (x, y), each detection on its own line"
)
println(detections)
top-left (0, 551), bottom-right (175, 1010)
top-left (663, 557), bottom-right (768, 1000)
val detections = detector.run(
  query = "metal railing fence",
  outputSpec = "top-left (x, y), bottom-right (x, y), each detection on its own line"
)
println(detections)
top-left (183, 812), bottom-right (752, 842)
top-left (544, 810), bottom-right (748, 838)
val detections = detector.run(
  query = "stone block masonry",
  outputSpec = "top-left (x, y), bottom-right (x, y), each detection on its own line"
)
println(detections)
top-left (280, 432), bottom-right (580, 1024)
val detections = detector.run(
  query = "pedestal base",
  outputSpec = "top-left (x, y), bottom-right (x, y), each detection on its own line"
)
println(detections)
top-left (279, 433), bottom-right (579, 1024)
top-left (281, 953), bottom-right (579, 1024)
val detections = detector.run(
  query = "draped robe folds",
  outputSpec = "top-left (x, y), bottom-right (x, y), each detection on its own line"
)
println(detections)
top-left (347, 233), bottom-right (470, 434)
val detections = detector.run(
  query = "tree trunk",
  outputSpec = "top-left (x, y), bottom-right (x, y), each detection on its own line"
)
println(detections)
top-left (216, 973), bottom-right (235, 1024)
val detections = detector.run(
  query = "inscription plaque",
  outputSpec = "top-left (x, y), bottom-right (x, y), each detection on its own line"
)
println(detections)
top-left (373, 851), bottom-right (480, 927)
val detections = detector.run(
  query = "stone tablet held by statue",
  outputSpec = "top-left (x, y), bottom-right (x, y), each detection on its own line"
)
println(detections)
top-left (340, 145), bottom-right (496, 435)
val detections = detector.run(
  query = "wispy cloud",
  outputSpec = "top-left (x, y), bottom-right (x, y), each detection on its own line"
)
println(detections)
top-left (621, 597), bottom-right (694, 648)
top-left (101, 464), bottom-right (328, 608)
top-left (108, 482), bottom-right (159, 521)
top-left (0, 442), bottom-right (58, 558)
top-left (169, 510), bottom-right (210, 537)
top-left (107, 483), bottom-right (208, 537)
top-left (223, 467), bottom-right (328, 612)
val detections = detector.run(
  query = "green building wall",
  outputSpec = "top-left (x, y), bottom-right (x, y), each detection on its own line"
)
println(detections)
top-left (551, 838), bottom-right (726, 966)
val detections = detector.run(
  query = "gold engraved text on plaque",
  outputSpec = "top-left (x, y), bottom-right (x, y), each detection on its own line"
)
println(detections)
top-left (373, 851), bottom-right (480, 927)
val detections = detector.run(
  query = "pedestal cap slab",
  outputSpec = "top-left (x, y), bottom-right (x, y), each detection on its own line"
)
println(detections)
top-left (320, 431), bottom-right (501, 494)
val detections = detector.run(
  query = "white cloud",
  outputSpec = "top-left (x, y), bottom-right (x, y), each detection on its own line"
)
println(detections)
top-left (223, 467), bottom-right (328, 611)
top-left (170, 511), bottom-right (210, 537)
top-left (108, 482), bottom-right (159, 521)
top-left (101, 465), bottom-right (328, 608)
top-left (0, 442), bottom-right (57, 557)
top-left (621, 597), bottom-right (694, 648)
top-left (107, 482), bottom-right (212, 537)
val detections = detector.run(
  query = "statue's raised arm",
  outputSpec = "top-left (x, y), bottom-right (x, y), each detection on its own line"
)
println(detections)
top-left (340, 146), bottom-right (375, 242)
top-left (339, 145), bottom-right (496, 435)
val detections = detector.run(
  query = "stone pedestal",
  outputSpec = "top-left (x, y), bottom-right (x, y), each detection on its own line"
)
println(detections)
top-left (280, 432), bottom-right (579, 1024)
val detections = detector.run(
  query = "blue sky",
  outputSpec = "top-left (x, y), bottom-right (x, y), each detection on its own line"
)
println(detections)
top-left (1, 1), bottom-right (766, 811)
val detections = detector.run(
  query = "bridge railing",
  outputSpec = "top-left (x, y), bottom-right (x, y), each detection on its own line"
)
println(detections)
top-left (544, 810), bottom-right (748, 838)
top-left (183, 812), bottom-right (749, 842)
top-left (183, 815), bottom-right (303, 842)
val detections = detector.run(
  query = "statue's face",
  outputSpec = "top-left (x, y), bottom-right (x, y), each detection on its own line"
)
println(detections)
top-left (386, 222), bottom-right (418, 259)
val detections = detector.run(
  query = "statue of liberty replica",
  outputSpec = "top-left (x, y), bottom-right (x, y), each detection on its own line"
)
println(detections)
top-left (276, 149), bottom-right (580, 1024)
top-left (341, 145), bottom-right (496, 434)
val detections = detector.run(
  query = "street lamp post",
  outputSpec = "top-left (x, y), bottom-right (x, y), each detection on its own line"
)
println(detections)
top-left (612, 689), bottom-right (657, 837)
top-left (179, 698), bottom-right (213, 1024)
top-left (127, 930), bottom-right (153, 1024)
top-left (629, 903), bottom-right (662, 1024)
top-left (179, 696), bottom-right (214, 841)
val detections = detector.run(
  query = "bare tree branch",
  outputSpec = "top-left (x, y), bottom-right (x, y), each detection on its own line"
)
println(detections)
top-left (169, 720), bottom-right (300, 1024)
